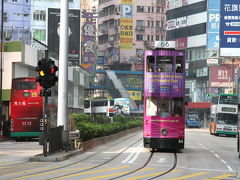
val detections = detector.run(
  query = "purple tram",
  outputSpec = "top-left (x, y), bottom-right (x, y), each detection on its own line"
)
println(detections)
top-left (143, 48), bottom-right (185, 150)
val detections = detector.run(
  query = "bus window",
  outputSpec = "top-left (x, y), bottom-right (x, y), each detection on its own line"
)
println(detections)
top-left (219, 95), bottom-right (238, 104)
top-left (84, 100), bottom-right (90, 108)
top-left (176, 56), bottom-right (184, 73)
top-left (146, 97), bottom-right (157, 116)
top-left (156, 56), bottom-right (173, 73)
top-left (158, 98), bottom-right (170, 118)
top-left (172, 97), bottom-right (183, 117)
top-left (15, 81), bottom-right (37, 90)
top-left (147, 56), bottom-right (154, 72)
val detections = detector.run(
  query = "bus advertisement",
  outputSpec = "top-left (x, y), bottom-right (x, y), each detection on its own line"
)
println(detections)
top-left (84, 98), bottom-right (130, 117)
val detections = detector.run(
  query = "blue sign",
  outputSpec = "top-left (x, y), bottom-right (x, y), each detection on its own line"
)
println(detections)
top-left (207, 8), bottom-right (220, 50)
top-left (121, 5), bottom-right (132, 18)
top-left (220, 0), bottom-right (240, 56)
top-left (208, 0), bottom-right (220, 9)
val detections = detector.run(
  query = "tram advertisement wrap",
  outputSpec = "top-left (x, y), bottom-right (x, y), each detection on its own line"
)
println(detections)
top-left (145, 73), bottom-right (184, 96)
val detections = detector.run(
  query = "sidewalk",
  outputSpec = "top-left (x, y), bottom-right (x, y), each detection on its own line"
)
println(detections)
top-left (28, 127), bottom-right (142, 162)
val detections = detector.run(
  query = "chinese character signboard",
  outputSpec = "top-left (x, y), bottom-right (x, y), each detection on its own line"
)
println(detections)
top-left (48, 8), bottom-right (80, 64)
top-left (120, 0), bottom-right (133, 49)
top-left (210, 65), bottom-right (233, 87)
top-left (207, 0), bottom-right (220, 50)
top-left (81, 12), bottom-right (97, 71)
top-left (220, 0), bottom-right (240, 56)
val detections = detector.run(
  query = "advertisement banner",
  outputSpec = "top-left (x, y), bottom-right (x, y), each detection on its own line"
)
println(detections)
top-left (220, 0), bottom-right (240, 56)
top-left (48, 8), bottom-right (80, 64)
top-left (81, 12), bottom-right (98, 71)
top-left (127, 91), bottom-right (142, 101)
top-left (210, 66), bottom-right (233, 87)
top-left (145, 73), bottom-right (184, 96)
top-left (120, 0), bottom-right (133, 49)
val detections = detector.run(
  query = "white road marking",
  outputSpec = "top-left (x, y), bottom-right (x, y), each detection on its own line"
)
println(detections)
top-left (121, 143), bottom-right (142, 164)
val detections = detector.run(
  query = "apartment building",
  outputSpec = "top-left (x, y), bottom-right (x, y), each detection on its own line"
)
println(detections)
top-left (98, 0), bottom-right (166, 71)
top-left (0, 0), bottom-right (31, 42)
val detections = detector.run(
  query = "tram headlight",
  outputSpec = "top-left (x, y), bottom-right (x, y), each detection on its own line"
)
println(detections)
top-left (161, 128), bottom-right (168, 136)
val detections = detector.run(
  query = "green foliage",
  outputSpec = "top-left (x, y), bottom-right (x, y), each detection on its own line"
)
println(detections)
top-left (72, 114), bottom-right (143, 142)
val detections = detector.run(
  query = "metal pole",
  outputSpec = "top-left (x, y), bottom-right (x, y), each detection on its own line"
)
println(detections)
top-left (0, 0), bottom-right (4, 131)
top-left (43, 90), bottom-right (48, 157)
top-left (57, 0), bottom-right (69, 130)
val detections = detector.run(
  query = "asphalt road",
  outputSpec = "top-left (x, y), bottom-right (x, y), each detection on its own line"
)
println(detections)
top-left (0, 128), bottom-right (239, 180)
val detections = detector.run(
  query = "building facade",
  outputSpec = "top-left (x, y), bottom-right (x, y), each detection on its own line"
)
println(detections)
top-left (0, 0), bottom-right (31, 42)
top-left (97, 0), bottom-right (166, 71)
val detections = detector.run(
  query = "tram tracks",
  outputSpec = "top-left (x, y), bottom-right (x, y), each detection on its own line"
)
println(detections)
top-left (4, 131), bottom-right (178, 180)
top-left (111, 150), bottom-right (177, 180)
top-left (5, 132), bottom-right (142, 180)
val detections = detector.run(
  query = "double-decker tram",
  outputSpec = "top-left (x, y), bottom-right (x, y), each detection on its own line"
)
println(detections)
top-left (10, 77), bottom-right (44, 139)
top-left (143, 41), bottom-right (185, 150)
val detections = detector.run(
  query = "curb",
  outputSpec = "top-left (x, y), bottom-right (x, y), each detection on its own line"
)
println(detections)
top-left (29, 127), bottom-right (142, 162)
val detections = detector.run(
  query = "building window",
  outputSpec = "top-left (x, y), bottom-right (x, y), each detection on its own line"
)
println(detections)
top-left (137, 6), bottom-right (144, 13)
top-left (151, 35), bottom-right (154, 41)
top-left (156, 21), bottom-right (160, 27)
top-left (33, 29), bottom-right (46, 41)
top-left (151, 21), bottom-right (154, 27)
top-left (33, 10), bottom-right (46, 21)
top-left (12, 0), bottom-right (17, 2)
top-left (147, 21), bottom-right (150, 27)
top-left (156, 7), bottom-right (161, 13)
top-left (136, 20), bottom-right (144, 27)
top-left (3, 12), bottom-right (7, 22)
top-left (156, 35), bottom-right (160, 41)
top-left (136, 34), bottom-right (143, 41)
top-left (148, 6), bottom-right (151, 13)
top-left (147, 35), bottom-right (150, 41)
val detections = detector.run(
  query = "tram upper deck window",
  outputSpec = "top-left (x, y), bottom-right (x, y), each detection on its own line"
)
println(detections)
top-left (156, 56), bottom-right (173, 73)
top-left (176, 56), bottom-right (184, 73)
top-left (147, 56), bottom-right (154, 72)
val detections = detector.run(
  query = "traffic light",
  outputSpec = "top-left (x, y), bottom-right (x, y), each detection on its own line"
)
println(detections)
top-left (36, 59), bottom-right (58, 88)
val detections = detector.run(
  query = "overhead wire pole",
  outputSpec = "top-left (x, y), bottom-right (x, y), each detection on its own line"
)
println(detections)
top-left (57, 0), bottom-right (69, 130)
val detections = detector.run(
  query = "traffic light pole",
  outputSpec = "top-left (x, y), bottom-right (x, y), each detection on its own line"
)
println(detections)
top-left (43, 50), bottom-right (49, 157)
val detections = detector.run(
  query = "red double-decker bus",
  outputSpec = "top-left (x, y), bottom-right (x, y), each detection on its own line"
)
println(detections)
top-left (10, 77), bottom-right (43, 139)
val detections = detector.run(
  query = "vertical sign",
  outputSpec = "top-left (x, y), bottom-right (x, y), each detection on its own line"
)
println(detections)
top-left (48, 8), bottom-right (80, 64)
top-left (220, 0), bottom-right (240, 56)
top-left (207, 0), bottom-right (220, 50)
top-left (120, 0), bottom-right (133, 49)
top-left (81, 12), bottom-right (97, 71)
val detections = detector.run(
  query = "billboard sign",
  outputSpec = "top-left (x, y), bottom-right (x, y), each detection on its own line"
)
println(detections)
top-left (207, 0), bottom-right (220, 50)
top-left (210, 66), bottom-right (233, 87)
top-left (120, 0), bottom-right (133, 49)
top-left (48, 8), bottom-right (80, 64)
top-left (220, 0), bottom-right (240, 56)
top-left (81, 12), bottom-right (97, 71)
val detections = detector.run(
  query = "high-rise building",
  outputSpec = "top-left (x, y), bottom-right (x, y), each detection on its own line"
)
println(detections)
top-left (166, 0), bottom-right (210, 103)
top-left (97, 0), bottom-right (166, 71)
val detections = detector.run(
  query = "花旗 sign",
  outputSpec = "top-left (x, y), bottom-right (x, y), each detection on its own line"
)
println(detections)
top-left (220, 0), bottom-right (240, 56)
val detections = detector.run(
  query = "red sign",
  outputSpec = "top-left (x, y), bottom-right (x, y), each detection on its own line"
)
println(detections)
top-left (210, 66), bottom-right (233, 87)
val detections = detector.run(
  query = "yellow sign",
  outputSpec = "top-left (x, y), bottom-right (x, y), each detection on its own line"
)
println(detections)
top-left (128, 91), bottom-right (142, 101)
top-left (120, 0), bottom-right (133, 49)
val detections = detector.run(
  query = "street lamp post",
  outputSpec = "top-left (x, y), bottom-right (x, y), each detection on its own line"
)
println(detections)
top-left (0, 0), bottom-right (4, 135)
